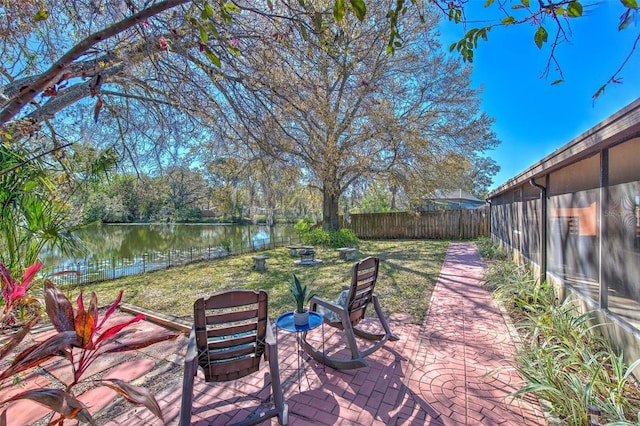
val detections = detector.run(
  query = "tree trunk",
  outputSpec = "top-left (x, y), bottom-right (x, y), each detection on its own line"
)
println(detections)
top-left (390, 185), bottom-right (398, 210)
top-left (322, 189), bottom-right (340, 231)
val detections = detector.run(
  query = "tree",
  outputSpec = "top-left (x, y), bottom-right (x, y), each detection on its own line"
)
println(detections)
top-left (165, 166), bottom-right (209, 211)
top-left (1, 0), bottom-right (627, 234)
top-left (351, 182), bottom-right (393, 214)
top-left (0, 0), bottom-right (190, 129)
top-left (398, 152), bottom-right (499, 203)
top-left (208, 0), bottom-right (497, 230)
top-left (0, 0), bottom-right (634, 143)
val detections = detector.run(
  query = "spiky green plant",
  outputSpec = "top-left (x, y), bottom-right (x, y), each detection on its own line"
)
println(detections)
top-left (484, 249), bottom-right (640, 424)
top-left (0, 144), bottom-right (84, 272)
top-left (288, 274), bottom-right (315, 313)
top-left (476, 237), bottom-right (507, 261)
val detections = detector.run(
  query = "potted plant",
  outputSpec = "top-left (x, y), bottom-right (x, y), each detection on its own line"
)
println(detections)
top-left (288, 274), bottom-right (315, 326)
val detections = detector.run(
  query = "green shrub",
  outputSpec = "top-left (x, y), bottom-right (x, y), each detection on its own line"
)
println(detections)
top-left (301, 227), bottom-right (359, 249)
top-left (220, 238), bottom-right (232, 253)
top-left (294, 217), bottom-right (314, 239)
top-left (328, 228), bottom-right (358, 248)
top-left (476, 236), bottom-right (508, 260)
top-left (174, 207), bottom-right (203, 222)
top-left (304, 227), bottom-right (330, 246)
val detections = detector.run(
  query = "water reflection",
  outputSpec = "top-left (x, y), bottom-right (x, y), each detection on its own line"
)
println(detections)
top-left (43, 223), bottom-right (295, 267)
top-left (252, 230), bottom-right (270, 250)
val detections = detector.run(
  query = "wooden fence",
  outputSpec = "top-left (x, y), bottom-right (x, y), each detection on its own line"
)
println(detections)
top-left (341, 207), bottom-right (489, 239)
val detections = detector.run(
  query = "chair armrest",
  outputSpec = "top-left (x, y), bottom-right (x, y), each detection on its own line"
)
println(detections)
top-left (309, 295), bottom-right (344, 315)
top-left (185, 325), bottom-right (198, 366)
top-left (309, 296), bottom-right (344, 313)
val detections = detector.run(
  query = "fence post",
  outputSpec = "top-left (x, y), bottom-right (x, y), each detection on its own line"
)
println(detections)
top-left (142, 253), bottom-right (146, 273)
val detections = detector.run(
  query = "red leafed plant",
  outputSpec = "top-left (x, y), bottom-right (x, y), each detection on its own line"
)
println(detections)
top-left (0, 280), bottom-right (178, 424)
top-left (0, 261), bottom-right (44, 331)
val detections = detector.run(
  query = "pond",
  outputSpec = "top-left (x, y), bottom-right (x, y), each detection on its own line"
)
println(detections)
top-left (43, 223), bottom-right (297, 283)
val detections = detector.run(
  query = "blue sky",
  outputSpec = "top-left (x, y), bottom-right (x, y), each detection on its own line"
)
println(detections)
top-left (438, 1), bottom-right (640, 191)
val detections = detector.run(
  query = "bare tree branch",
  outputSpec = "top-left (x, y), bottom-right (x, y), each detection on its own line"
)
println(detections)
top-left (0, 0), bottom-right (189, 126)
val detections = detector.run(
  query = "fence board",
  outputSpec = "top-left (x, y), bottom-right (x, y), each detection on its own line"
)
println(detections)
top-left (341, 207), bottom-right (489, 239)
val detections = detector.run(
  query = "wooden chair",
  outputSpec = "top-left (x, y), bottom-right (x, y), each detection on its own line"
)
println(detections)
top-left (179, 290), bottom-right (288, 426)
top-left (300, 256), bottom-right (399, 370)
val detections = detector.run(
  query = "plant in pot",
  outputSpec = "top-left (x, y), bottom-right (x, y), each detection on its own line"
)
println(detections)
top-left (288, 274), bottom-right (315, 326)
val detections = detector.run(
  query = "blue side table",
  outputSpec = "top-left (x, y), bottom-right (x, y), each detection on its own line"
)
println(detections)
top-left (275, 311), bottom-right (324, 389)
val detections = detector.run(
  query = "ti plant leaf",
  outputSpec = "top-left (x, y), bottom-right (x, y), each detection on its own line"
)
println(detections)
top-left (3, 389), bottom-right (93, 424)
top-left (0, 316), bottom-right (38, 362)
top-left (45, 281), bottom-right (75, 332)
top-left (0, 331), bottom-right (80, 380)
top-left (103, 379), bottom-right (164, 422)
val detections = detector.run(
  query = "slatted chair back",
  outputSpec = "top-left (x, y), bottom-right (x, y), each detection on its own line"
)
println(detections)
top-left (193, 290), bottom-right (268, 382)
top-left (345, 256), bottom-right (379, 327)
top-left (300, 255), bottom-right (399, 370)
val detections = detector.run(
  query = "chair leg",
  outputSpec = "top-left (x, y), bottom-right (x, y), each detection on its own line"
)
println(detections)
top-left (178, 354), bottom-right (196, 426)
top-left (267, 342), bottom-right (288, 425)
top-left (352, 295), bottom-right (400, 358)
top-left (179, 327), bottom-right (198, 426)
top-left (339, 309), bottom-right (364, 361)
top-left (301, 295), bottom-right (400, 369)
top-left (372, 295), bottom-right (400, 342)
top-left (352, 295), bottom-right (400, 343)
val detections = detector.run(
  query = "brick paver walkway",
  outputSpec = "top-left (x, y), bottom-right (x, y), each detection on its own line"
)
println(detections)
top-left (407, 242), bottom-right (546, 425)
top-left (1, 242), bottom-right (547, 425)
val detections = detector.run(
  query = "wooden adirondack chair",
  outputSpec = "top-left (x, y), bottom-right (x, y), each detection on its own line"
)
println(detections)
top-left (179, 290), bottom-right (288, 426)
top-left (300, 256), bottom-right (399, 370)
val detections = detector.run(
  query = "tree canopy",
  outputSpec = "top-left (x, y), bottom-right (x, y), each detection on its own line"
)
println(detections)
top-left (4, 0), bottom-right (627, 229)
top-left (1, 0), bottom-right (635, 138)
top-left (193, 0), bottom-right (497, 228)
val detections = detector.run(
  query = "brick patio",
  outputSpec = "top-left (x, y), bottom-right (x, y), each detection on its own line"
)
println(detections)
top-left (1, 242), bottom-right (547, 425)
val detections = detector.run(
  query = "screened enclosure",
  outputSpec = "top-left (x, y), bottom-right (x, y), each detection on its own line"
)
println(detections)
top-left (488, 98), bottom-right (640, 362)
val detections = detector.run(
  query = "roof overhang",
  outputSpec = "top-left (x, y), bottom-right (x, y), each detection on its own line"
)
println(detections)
top-left (489, 98), bottom-right (640, 198)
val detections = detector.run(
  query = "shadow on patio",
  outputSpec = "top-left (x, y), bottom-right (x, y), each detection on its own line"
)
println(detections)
top-left (1, 242), bottom-right (548, 425)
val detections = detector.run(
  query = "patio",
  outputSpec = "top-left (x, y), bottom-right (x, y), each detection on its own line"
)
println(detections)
top-left (1, 242), bottom-right (547, 425)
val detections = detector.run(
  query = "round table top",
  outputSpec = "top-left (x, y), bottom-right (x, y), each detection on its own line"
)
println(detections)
top-left (275, 311), bottom-right (323, 332)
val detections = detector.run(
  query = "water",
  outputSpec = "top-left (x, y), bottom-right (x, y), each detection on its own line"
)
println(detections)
top-left (42, 223), bottom-right (297, 283)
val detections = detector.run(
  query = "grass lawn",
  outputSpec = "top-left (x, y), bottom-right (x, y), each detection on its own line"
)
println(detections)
top-left (69, 239), bottom-right (449, 325)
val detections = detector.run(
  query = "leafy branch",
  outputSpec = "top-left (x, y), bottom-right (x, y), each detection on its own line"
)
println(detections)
top-left (437, 0), bottom-right (640, 98)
